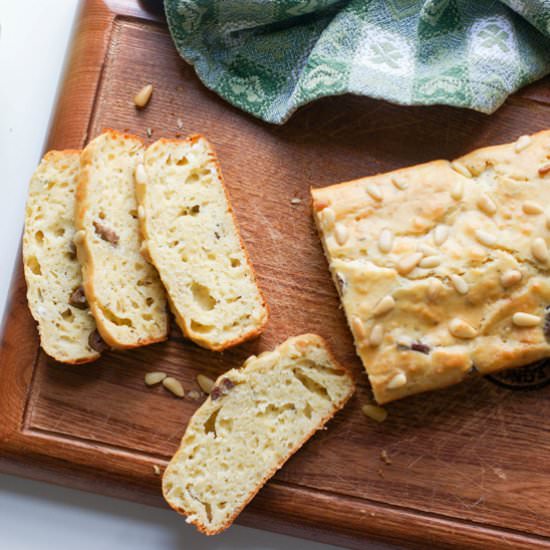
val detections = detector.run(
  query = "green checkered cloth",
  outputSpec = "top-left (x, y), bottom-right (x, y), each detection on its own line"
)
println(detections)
top-left (165, 0), bottom-right (550, 124)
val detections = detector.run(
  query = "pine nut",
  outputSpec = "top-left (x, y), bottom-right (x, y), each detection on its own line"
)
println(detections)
top-left (532, 237), bottom-right (549, 263)
top-left (450, 274), bottom-right (469, 295)
top-left (373, 295), bottom-right (395, 317)
top-left (367, 183), bottom-right (383, 201)
top-left (539, 163), bottom-right (550, 176)
top-left (512, 312), bottom-right (540, 327)
top-left (144, 371), bottom-right (166, 386)
top-left (418, 244), bottom-right (438, 256)
top-left (387, 372), bottom-right (407, 389)
top-left (427, 278), bottom-right (444, 301)
top-left (334, 223), bottom-right (349, 245)
top-left (351, 316), bottom-right (366, 339)
top-left (451, 161), bottom-right (472, 178)
top-left (197, 374), bottom-right (215, 394)
top-left (449, 318), bottom-right (477, 339)
top-left (134, 84), bottom-right (153, 108)
top-left (369, 324), bottom-right (384, 347)
top-left (362, 404), bottom-right (388, 422)
top-left (163, 377), bottom-right (184, 397)
top-left (378, 228), bottom-right (394, 253)
top-left (522, 201), bottom-right (543, 215)
top-left (475, 229), bottom-right (496, 247)
top-left (514, 135), bottom-right (531, 153)
top-left (397, 252), bottom-right (422, 275)
top-left (477, 194), bottom-right (497, 216)
top-left (391, 176), bottom-right (408, 190)
top-left (450, 180), bottom-right (464, 201)
top-left (419, 256), bottom-right (441, 268)
top-left (135, 163), bottom-right (147, 186)
top-left (500, 269), bottom-right (522, 288)
top-left (433, 224), bottom-right (449, 246)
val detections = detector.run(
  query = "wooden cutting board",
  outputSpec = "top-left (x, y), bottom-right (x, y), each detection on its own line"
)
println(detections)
top-left (2, 1), bottom-right (550, 548)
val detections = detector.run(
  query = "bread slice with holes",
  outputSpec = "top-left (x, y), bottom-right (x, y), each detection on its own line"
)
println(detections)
top-left (136, 135), bottom-right (268, 351)
top-left (75, 130), bottom-right (168, 349)
top-left (162, 334), bottom-right (355, 534)
top-left (23, 150), bottom-right (100, 363)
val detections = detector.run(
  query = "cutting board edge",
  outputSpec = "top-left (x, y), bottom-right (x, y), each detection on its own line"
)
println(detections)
top-left (2, 1), bottom-right (550, 549)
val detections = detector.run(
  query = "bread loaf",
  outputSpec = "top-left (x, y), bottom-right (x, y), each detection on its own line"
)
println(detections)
top-left (312, 130), bottom-right (550, 403)
top-left (136, 135), bottom-right (267, 351)
top-left (23, 150), bottom-right (100, 363)
top-left (75, 130), bottom-right (168, 349)
top-left (162, 334), bottom-right (355, 534)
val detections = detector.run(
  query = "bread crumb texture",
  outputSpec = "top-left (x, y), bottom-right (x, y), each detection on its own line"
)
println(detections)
top-left (312, 130), bottom-right (550, 403)
top-left (138, 136), bottom-right (267, 350)
top-left (76, 130), bottom-right (168, 348)
top-left (23, 150), bottom-right (99, 363)
top-left (162, 334), bottom-right (354, 534)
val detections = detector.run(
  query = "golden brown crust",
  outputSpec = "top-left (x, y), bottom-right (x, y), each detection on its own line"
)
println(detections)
top-left (312, 130), bottom-right (550, 403)
top-left (161, 334), bottom-right (354, 534)
top-left (138, 134), bottom-right (268, 352)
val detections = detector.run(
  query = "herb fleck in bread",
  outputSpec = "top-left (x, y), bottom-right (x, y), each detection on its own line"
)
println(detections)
top-left (312, 130), bottom-right (550, 403)
top-left (75, 130), bottom-right (168, 349)
top-left (23, 150), bottom-right (99, 364)
top-left (136, 135), bottom-right (267, 351)
top-left (162, 334), bottom-right (355, 534)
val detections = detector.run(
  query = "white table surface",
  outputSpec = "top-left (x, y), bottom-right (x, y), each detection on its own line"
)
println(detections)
top-left (0, 1), bottom-right (344, 549)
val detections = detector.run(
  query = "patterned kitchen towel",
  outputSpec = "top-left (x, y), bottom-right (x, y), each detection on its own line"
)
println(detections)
top-left (165, 0), bottom-right (550, 124)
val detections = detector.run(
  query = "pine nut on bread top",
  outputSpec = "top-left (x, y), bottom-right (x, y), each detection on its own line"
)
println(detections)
top-left (136, 135), bottom-right (268, 351)
top-left (162, 334), bottom-right (355, 534)
top-left (312, 130), bottom-right (550, 404)
top-left (75, 130), bottom-right (168, 349)
top-left (23, 150), bottom-right (100, 364)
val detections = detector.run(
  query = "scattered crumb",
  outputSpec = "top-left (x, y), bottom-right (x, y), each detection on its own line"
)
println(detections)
top-left (377, 468), bottom-right (385, 478)
top-left (146, 127), bottom-right (153, 138)
top-left (176, 118), bottom-right (184, 130)
top-left (290, 197), bottom-right (302, 205)
top-left (361, 404), bottom-right (387, 423)
top-left (153, 465), bottom-right (161, 476)
top-left (380, 449), bottom-right (392, 465)
top-left (187, 389), bottom-right (203, 401)
top-left (492, 467), bottom-right (507, 480)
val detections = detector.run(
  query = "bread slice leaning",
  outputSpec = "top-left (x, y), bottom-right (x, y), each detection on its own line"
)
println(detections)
top-left (23, 150), bottom-right (100, 364)
top-left (75, 130), bottom-right (168, 349)
top-left (136, 135), bottom-right (268, 351)
top-left (162, 334), bottom-right (355, 534)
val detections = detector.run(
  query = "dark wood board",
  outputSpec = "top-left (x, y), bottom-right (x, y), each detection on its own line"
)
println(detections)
top-left (2, 1), bottom-right (550, 548)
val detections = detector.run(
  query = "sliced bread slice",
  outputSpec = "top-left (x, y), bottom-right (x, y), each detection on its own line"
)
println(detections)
top-left (75, 130), bottom-right (168, 349)
top-left (136, 135), bottom-right (267, 351)
top-left (23, 150), bottom-right (100, 363)
top-left (162, 334), bottom-right (355, 534)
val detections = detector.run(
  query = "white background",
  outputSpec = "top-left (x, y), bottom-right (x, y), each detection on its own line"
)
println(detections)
top-left (0, 1), bottom-right (344, 549)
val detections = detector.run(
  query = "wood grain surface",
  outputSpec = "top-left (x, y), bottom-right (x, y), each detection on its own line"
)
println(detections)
top-left (1, 1), bottom-right (550, 548)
